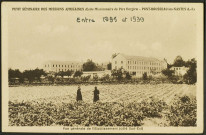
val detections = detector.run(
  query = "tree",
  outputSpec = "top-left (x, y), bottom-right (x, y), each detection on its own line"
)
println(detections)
top-left (83, 59), bottom-right (98, 71)
top-left (107, 62), bottom-right (112, 70)
top-left (56, 70), bottom-right (73, 77)
top-left (125, 72), bottom-right (131, 80)
top-left (162, 69), bottom-right (174, 78)
top-left (150, 68), bottom-right (157, 75)
top-left (8, 68), bottom-right (23, 83)
top-left (100, 74), bottom-right (110, 82)
top-left (96, 65), bottom-right (104, 71)
top-left (48, 76), bottom-right (55, 83)
top-left (173, 56), bottom-right (185, 67)
top-left (142, 72), bottom-right (148, 80)
top-left (93, 75), bottom-right (99, 82)
top-left (81, 75), bottom-right (91, 82)
top-left (23, 68), bottom-right (47, 83)
top-left (64, 70), bottom-right (73, 76)
top-left (74, 71), bottom-right (83, 78)
top-left (111, 68), bottom-right (123, 81)
top-left (183, 58), bottom-right (197, 84)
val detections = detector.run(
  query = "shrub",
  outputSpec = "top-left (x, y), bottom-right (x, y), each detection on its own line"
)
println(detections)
top-left (9, 99), bottom-right (167, 126)
top-left (139, 97), bottom-right (168, 118)
top-left (167, 95), bottom-right (197, 126)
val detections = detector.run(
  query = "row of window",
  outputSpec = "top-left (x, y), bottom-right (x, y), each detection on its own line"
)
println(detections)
top-left (55, 69), bottom-right (82, 72)
top-left (174, 67), bottom-right (181, 70)
top-left (114, 66), bottom-right (162, 71)
top-left (114, 61), bottom-right (161, 66)
top-left (127, 66), bottom-right (162, 70)
top-left (45, 64), bottom-right (82, 68)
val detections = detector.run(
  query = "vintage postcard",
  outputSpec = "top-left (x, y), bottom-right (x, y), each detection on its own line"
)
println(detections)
top-left (1, 2), bottom-right (204, 133)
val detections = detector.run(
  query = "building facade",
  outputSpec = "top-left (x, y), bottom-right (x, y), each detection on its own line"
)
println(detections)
top-left (112, 53), bottom-right (167, 77)
top-left (82, 70), bottom-right (111, 79)
top-left (43, 61), bottom-right (83, 73)
top-left (170, 66), bottom-right (189, 76)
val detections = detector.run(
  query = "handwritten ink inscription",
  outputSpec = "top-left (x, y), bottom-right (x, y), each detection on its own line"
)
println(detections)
top-left (76, 16), bottom-right (144, 23)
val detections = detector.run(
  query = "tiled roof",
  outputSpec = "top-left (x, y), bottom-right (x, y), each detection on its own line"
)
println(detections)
top-left (119, 53), bottom-right (162, 62)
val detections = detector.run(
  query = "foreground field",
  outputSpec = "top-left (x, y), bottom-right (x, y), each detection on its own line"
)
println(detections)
top-left (9, 84), bottom-right (197, 127)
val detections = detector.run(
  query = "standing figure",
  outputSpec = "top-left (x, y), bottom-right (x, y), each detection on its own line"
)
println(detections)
top-left (76, 86), bottom-right (82, 101)
top-left (93, 86), bottom-right (100, 102)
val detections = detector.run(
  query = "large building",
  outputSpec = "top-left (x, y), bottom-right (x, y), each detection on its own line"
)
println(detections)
top-left (43, 61), bottom-right (83, 73)
top-left (112, 53), bottom-right (167, 77)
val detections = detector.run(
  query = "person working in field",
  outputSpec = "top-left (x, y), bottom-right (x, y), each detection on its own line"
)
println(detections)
top-left (76, 86), bottom-right (82, 101)
top-left (93, 86), bottom-right (100, 102)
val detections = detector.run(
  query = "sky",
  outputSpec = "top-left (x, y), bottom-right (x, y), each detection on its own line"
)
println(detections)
top-left (7, 3), bottom-right (198, 71)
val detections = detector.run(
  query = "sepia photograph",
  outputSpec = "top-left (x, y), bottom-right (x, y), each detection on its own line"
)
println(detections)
top-left (1, 2), bottom-right (204, 133)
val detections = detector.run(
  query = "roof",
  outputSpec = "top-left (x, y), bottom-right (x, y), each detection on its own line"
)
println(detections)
top-left (45, 60), bottom-right (83, 65)
top-left (118, 53), bottom-right (163, 62)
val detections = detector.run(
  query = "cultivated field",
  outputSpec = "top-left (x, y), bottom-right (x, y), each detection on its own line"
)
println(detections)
top-left (9, 84), bottom-right (197, 127)
top-left (9, 84), bottom-right (196, 104)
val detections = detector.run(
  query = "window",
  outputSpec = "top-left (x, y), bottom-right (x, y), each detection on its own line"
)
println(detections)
top-left (121, 61), bottom-right (123, 64)
top-left (56, 65), bottom-right (57, 67)
top-left (59, 65), bottom-right (60, 67)
top-left (65, 65), bottom-right (66, 67)
top-left (128, 66), bottom-right (129, 69)
top-left (45, 65), bottom-right (46, 67)
top-left (115, 61), bottom-right (117, 64)
top-left (48, 65), bottom-right (49, 67)
top-left (62, 65), bottom-right (63, 67)
top-left (128, 61), bottom-right (129, 64)
top-left (53, 65), bottom-right (54, 67)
